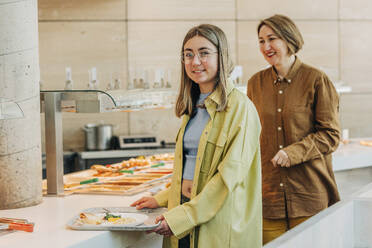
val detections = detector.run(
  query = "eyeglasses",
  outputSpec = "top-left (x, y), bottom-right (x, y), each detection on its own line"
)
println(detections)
top-left (181, 50), bottom-right (218, 64)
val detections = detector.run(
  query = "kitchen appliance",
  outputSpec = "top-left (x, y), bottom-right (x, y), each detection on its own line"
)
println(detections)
top-left (83, 123), bottom-right (113, 151)
top-left (119, 134), bottom-right (161, 149)
top-left (97, 124), bottom-right (113, 150)
top-left (83, 123), bottom-right (98, 151)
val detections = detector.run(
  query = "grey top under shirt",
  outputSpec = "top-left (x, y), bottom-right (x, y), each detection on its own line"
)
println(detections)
top-left (182, 92), bottom-right (211, 180)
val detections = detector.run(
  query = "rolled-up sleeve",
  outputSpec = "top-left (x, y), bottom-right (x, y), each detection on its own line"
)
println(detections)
top-left (153, 187), bottom-right (170, 207)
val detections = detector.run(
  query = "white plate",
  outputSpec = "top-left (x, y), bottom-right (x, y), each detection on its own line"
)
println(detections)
top-left (67, 207), bottom-right (163, 231)
top-left (79, 212), bottom-right (148, 227)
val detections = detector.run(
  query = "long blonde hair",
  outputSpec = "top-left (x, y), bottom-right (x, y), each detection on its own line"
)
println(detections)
top-left (175, 24), bottom-right (234, 118)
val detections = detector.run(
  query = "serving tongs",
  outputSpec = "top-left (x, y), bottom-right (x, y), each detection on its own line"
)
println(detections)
top-left (0, 217), bottom-right (34, 232)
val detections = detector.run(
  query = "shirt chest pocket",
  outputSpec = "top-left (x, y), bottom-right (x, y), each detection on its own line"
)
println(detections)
top-left (284, 105), bottom-right (314, 142)
top-left (201, 131), bottom-right (227, 174)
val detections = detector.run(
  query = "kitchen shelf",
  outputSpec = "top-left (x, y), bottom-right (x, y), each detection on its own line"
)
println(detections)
top-left (40, 89), bottom-right (177, 113)
top-left (101, 89), bottom-right (176, 112)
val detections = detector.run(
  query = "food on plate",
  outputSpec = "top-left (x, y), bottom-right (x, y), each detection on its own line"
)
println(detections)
top-left (145, 169), bottom-right (173, 174)
top-left (104, 180), bottom-right (149, 186)
top-left (64, 183), bottom-right (80, 189)
top-left (86, 185), bottom-right (132, 191)
top-left (78, 212), bottom-right (136, 225)
top-left (89, 153), bottom-right (174, 177)
top-left (121, 158), bottom-right (151, 168)
top-left (103, 213), bottom-right (121, 219)
top-left (103, 213), bottom-right (136, 224)
top-left (149, 153), bottom-right (174, 161)
top-left (79, 213), bottom-right (103, 225)
top-left (91, 165), bottom-right (112, 173)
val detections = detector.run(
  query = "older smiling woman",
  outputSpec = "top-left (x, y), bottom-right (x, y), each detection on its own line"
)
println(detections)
top-left (247, 14), bottom-right (341, 245)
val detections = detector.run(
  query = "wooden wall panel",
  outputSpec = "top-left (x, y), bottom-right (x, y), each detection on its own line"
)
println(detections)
top-left (129, 109), bottom-right (181, 143)
top-left (39, 22), bottom-right (127, 90)
top-left (237, 21), bottom-right (267, 84)
top-left (296, 21), bottom-right (339, 82)
top-left (237, 0), bottom-right (338, 20)
top-left (37, 1), bottom-right (372, 146)
top-left (340, 21), bottom-right (372, 92)
top-left (128, 0), bottom-right (235, 20)
top-left (340, 0), bottom-right (372, 20)
top-left (340, 94), bottom-right (372, 138)
top-left (38, 0), bottom-right (126, 20)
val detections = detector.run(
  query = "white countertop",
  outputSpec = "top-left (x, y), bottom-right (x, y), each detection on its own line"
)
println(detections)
top-left (263, 184), bottom-right (372, 248)
top-left (332, 139), bottom-right (372, 171)
top-left (0, 193), bottom-right (162, 248)
top-left (2, 138), bottom-right (371, 248)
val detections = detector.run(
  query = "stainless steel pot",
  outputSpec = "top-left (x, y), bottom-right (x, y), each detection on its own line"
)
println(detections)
top-left (83, 123), bottom-right (113, 151)
top-left (83, 123), bottom-right (98, 151)
top-left (96, 124), bottom-right (113, 151)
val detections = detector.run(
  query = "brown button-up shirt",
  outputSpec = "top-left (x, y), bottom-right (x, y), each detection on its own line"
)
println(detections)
top-left (247, 57), bottom-right (340, 219)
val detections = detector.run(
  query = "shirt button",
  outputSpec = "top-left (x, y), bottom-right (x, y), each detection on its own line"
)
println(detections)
top-left (277, 126), bottom-right (282, 131)
top-left (280, 183), bottom-right (284, 187)
top-left (277, 108), bottom-right (282, 112)
top-left (279, 90), bottom-right (283, 94)
top-left (205, 131), bottom-right (208, 135)
top-left (279, 145), bottom-right (283, 149)
top-left (198, 157), bottom-right (201, 161)
top-left (288, 79), bottom-right (291, 83)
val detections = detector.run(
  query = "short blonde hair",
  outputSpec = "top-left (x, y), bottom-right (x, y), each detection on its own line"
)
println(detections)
top-left (258, 14), bottom-right (304, 55)
top-left (175, 24), bottom-right (234, 118)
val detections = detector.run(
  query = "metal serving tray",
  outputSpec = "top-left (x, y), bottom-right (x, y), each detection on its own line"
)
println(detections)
top-left (66, 207), bottom-right (166, 231)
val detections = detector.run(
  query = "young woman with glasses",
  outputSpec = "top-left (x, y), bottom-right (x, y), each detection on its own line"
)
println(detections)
top-left (131, 24), bottom-right (262, 248)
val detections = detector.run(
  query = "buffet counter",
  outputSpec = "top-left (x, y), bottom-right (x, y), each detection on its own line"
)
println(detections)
top-left (264, 183), bottom-right (372, 248)
top-left (333, 138), bottom-right (372, 171)
top-left (0, 193), bottom-right (163, 248)
top-left (1, 140), bottom-right (371, 248)
top-left (264, 138), bottom-right (372, 248)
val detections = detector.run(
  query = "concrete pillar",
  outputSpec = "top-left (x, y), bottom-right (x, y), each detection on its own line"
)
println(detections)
top-left (0, 0), bottom-right (42, 209)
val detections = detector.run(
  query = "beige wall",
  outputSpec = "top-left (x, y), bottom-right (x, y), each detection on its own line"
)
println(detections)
top-left (38, 0), bottom-right (372, 151)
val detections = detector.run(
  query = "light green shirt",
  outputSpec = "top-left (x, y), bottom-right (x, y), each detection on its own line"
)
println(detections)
top-left (154, 79), bottom-right (262, 248)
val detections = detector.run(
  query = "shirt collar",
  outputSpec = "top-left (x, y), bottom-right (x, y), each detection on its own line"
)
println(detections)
top-left (271, 56), bottom-right (302, 85)
top-left (207, 78), bottom-right (234, 106)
